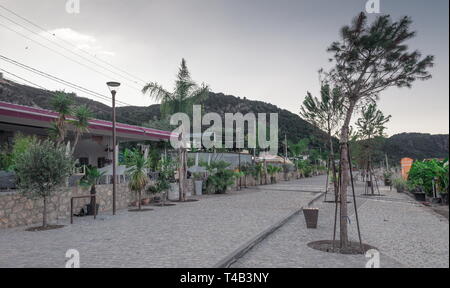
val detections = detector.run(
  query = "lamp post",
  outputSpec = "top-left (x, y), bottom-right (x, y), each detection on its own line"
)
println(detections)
top-left (107, 81), bottom-right (121, 215)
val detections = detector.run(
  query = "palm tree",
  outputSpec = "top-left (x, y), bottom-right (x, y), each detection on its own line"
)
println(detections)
top-left (69, 105), bottom-right (93, 154)
top-left (267, 165), bottom-right (282, 184)
top-left (125, 149), bottom-right (149, 211)
top-left (50, 92), bottom-right (73, 144)
top-left (81, 166), bottom-right (105, 215)
top-left (142, 58), bottom-right (209, 118)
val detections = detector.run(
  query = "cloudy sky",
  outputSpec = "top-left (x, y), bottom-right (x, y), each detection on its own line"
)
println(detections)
top-left (0, 0), bottom-right (448, 135)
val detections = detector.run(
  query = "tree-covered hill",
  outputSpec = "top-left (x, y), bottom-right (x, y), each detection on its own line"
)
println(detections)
top-left (1, 78), bottom-right (448, 160)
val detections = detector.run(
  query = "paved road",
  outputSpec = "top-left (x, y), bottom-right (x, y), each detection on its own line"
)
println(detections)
top-left (0, 177), bottom-right (323, 268)
top-left (232, 180), bottom-right (449, 268)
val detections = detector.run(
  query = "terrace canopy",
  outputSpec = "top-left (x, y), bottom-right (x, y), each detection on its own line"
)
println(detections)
top-left (0, 100), bottom-right (175, 168)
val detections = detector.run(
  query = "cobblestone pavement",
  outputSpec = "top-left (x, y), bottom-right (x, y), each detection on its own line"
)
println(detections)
top-left (232, 179), bottom-right (449, 268)
top-left (0, 177), bottom-right (323, 268)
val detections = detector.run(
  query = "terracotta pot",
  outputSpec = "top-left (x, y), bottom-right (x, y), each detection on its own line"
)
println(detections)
top-left (141, 198), bottom-right (151, 206)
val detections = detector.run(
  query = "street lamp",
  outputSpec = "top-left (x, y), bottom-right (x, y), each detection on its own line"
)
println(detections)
top-left (107, 81), bottom-right (121, 215)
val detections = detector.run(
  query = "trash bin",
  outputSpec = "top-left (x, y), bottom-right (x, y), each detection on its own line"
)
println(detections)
top-left (303, 208), bottom-right (319, 229)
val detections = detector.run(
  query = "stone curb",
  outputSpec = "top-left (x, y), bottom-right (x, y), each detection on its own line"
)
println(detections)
top-left (213, 191), bottom-right (325, 268)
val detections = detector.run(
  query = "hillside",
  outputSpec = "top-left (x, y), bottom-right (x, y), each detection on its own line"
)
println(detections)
top-left (1, 78), bottom-right (448, 160)
top-left (0, 78), bottom-right (329, 152)
top-left (383, 133), bottom-right (449, 162)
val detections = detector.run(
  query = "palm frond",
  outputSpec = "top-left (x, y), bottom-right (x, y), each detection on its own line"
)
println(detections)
top-left (142, 82), bottom-right (172, 103)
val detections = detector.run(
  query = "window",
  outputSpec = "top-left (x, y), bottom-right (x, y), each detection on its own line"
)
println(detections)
top-left (98, 157), bottom-right (107, 168)
top-left (79, 157), bottom-right (89, 166)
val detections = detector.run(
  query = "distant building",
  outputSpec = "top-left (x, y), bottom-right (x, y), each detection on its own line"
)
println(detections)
top-left (0, 101), bottom-right (174, 168)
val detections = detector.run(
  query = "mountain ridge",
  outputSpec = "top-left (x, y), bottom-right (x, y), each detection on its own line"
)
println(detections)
top-left (0, 78), bottom-right (448, 162)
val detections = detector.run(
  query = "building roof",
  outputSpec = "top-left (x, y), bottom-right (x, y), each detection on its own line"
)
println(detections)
top-left (0, 100), bottom-right (176, 141)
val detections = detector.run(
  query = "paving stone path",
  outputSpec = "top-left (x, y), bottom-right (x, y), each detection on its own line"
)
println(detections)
top-left (0, 177), bottom-right (323, 268)
top-left (231, 179), bottom-right (449, 268)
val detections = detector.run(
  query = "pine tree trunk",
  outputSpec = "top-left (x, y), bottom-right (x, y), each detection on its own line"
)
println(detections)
top-left (329, 132), bottom-right (339, 201)
top-left (43, 195), bottom-right (48, 227)
top-left (339, 100), bottom-right (356, 250)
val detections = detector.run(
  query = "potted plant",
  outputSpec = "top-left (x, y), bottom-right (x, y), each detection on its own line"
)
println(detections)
top-left (206, 161), bottom-right (236, 194)
top-left (440, 191), bottom-right (449, 206)
top-left (282, 163), bottom-right (290, 181)
top-left (234, 171), bottom-right (245, 190)
top-left (157, 158), bottom-right (178, 201)
top-left (437, 161), bottom-right (449, 205)
top-left (124, 149), bottom-right (149, 211)
top-left (192, 172), bottom-right (204, 196)
top-left (408, 181), bottom-right (426, 202)
top-left (392, 178), bottom-right (407, 193)
top-left (267, 165), bottom-right (280, 184)
top-left (156, 158), bottom-right (175, 204)
top-left (146, 185), bottom-right (159, 204)
top-left (80, 166), bottom-right (105, 215)
top-left (383, 170), bottom-right (393, 186)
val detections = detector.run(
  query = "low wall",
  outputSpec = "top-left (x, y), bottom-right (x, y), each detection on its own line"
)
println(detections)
top-left (0, 171), bottom-right (316, 228)
top-left (0, 184), bottom-right (134, 229)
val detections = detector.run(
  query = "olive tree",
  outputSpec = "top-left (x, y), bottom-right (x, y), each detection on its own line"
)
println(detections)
top-left (327, 12), bottom-right (434, 249)
top-left (301, 83), bottom-right (344, 197)
top-left (15, 140), bottom-right (74, 227)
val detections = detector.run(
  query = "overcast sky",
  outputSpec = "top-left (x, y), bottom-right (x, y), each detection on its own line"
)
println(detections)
top-left (0, 0), bottom-right (448, 136)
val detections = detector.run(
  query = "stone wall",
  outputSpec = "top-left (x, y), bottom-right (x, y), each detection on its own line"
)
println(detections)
top-left (0, 184), bottom-right (134, 229)
top-left (0, 171), bottom-right (316, 228)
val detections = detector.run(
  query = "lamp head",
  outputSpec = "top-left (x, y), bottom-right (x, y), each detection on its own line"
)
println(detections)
top-left (106, 81), bottom-right (121, 93)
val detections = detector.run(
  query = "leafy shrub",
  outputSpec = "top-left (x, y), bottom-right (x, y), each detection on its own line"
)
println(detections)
top-left (296, 160), bottom-right (313, 177)
top-left (392, 178), bottom-right (408, 192)
top-left (267, 165), bottom-right (282, 183)
top-left (0, 134), bottom-right (36, 171)
top-left (383, 170), bottom-right (393, 181)
top-left (408, 159), bottom-right (449, 196)
top-left (205, 161), bottom-right (236, 194)
top-left (0, 147), bottom-right (12, 171)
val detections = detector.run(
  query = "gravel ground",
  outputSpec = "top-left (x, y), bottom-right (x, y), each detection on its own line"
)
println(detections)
top-left (0, 177), bottom-right (322, 268)
top-left (232, 180), bottom-right (449, 268)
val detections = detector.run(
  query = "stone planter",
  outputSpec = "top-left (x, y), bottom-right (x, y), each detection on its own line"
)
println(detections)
top-left (168, 183), bottom-right (179, 201)
top-left (195, 181), bottom-right (203, 196)
top-left (303, 208), bottom-right (319, 229)
top-left (440, 193), bottom-right (449, 205)
top-left (186, 187), bottom-right (192, 197)
top-left (396, 187), bottom-right (404, 193)
top-left (413, 192), bottom-right (426, 202)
